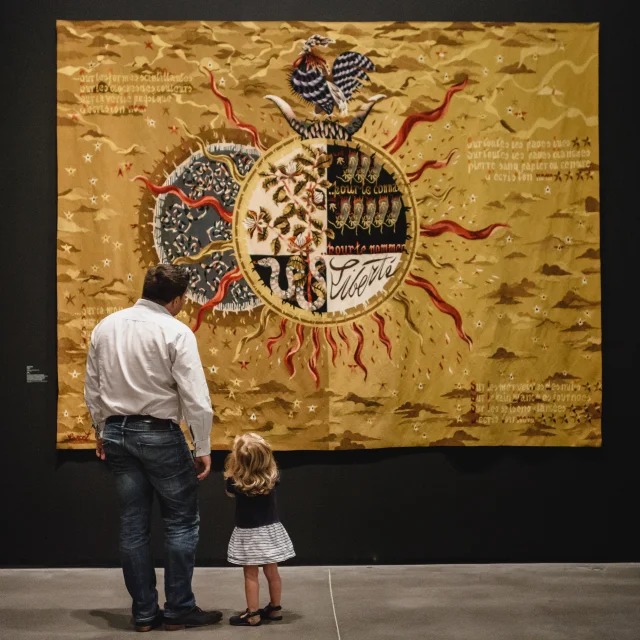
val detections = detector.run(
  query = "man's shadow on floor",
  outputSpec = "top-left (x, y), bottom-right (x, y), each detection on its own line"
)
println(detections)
top-left (75, 608), bottom-right (303, 629)
top-left (72, 609), bottom-right (131, 631)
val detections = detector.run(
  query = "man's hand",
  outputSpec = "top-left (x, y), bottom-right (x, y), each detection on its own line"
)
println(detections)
top-left (96, 438), bottom-right (106, 461)
top-left (194, 454), bottom-right (211, 481)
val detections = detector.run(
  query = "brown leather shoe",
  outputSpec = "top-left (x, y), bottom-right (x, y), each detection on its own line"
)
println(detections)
top-left (134, 612), bottom-right (163, 632)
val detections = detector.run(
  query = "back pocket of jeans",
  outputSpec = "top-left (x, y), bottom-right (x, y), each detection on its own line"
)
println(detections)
top-left (138, 436), bottom-right (191, 480)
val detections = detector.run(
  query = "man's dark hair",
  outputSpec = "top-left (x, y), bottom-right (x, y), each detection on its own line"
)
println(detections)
top-left (142, 264), bottom-right (190, 304)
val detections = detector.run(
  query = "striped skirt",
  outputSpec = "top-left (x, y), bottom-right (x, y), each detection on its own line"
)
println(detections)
top-left (227, 522), bottom-right (295, 566)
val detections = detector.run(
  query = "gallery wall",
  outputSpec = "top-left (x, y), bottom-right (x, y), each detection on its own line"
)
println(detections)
top-left (3, 0), bottom-right (638, 566)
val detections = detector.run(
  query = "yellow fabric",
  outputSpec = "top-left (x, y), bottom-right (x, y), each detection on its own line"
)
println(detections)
top-left (57, 21), bottom-right (601, 450)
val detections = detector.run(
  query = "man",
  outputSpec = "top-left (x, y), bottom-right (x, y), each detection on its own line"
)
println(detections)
top-left (84, 264), bottom-right (221, 632)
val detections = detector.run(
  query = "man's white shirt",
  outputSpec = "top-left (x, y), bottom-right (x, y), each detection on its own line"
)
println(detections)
top-left (84, 299), bottom-right (212, 456)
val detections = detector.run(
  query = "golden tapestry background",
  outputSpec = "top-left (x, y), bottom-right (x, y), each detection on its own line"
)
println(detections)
top-left (57, 21), bottom-right (601, 450)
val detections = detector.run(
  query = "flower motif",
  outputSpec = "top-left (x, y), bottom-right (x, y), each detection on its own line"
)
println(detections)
top-left (286, 161), bottom-right (297, 175)
top-left (243, 209), bottom-right (269, 239)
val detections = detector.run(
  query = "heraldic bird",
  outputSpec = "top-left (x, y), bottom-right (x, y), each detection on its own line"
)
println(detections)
top-left (289, 35), bottom-right (375, 116)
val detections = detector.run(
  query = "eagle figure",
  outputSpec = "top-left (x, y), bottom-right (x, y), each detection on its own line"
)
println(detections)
top-left (289, 35), bottom-right (375, 116)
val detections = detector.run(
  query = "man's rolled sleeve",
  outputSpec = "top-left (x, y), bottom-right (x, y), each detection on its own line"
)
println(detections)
top-left (172, 329), bottom-right (213, 457)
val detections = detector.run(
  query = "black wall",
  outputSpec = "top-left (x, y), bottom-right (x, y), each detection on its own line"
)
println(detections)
top-left (3, 0), bottom-right (638, 566)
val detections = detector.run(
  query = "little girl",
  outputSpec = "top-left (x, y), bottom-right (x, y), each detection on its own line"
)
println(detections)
top-left (224, 433), bottom-right (295, 627)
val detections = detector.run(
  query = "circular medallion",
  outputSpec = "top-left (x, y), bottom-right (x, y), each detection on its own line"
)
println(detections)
top-left (233, 137), bottom-right (417, 325)
top-left (152, 143), bottom-right (262, 313)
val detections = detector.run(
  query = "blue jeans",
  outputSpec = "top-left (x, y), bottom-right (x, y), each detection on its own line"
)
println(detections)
top-left (102, 418), bottom-right (200, 624)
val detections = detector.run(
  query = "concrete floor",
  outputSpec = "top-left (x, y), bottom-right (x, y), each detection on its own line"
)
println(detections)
top-left (0, 565), bottom-right (638, 639)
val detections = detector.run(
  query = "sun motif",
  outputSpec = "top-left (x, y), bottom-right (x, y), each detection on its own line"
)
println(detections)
top-left (134, 35), bottom-right (507, 387)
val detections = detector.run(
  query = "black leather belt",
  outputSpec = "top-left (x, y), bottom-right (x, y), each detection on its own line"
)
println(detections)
top-left (106, 415), bottom-right (176, 429)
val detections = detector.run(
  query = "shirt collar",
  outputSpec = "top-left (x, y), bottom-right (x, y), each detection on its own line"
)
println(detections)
top-left (135, 298), bottom-right (172, 316)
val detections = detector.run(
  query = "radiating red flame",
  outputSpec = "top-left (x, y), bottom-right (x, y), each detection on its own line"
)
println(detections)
top-left (383, 78), bottom-right (468, 154)
top-left (134, 176), bottom-right (233, 223)
top-left (192, 266), bottom-right (243, 332)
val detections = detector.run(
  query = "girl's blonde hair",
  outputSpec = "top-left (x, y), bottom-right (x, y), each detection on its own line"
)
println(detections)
top-left (224, 433), bottom-right (278, 495)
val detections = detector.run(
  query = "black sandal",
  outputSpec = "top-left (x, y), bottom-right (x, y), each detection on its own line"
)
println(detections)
top-left (259, 603), bottom-right (283, 622)
top-left (230, 609), bottom-right (262, 627)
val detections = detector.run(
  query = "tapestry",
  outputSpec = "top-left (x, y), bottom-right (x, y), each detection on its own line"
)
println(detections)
top-left (56, 21), bottom-right (601, 450)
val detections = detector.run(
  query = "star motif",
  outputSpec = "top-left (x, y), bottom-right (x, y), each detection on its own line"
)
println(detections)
top-left (146, 118), bottom-right (156, 128)
top-left (127, 273), bottom-right (133, 281)
top-left (456, 415), bottom-right (463, 423)
top-left (113, 241), bottom-right (123, 250)
top-left (209, 347), bottom-right (219, 355)
top-left (89, 177), bottom-right (98, 185)
top-left (228, 390), bottom-right (236, 399)
top-left (64, 211), bottom-right (73, 220)
top-left (222, 339), bottom-right (232, 349)
top-left (61, 243), bottom-right (72, 253)
top-left (103, 258), bottom-right (111, 267)
top-left (94, 142), bottom-right (102, 151)
top-left (308, 405), bottom-right (317, 412)
top-left (209, 365), bottom-right (218, 374)
top-left (392, 390), bottom-right (399, 397)
top-left (101, 193), bottom-right (110, 202)
top-left (293, 399), bottom-right (301, 409)
top-left (91, 265), bottom-right (99, 272)
top-left (63, 410), bottom-right (69, 418)
top-left (76, 416), bottom-right (85, 424)
top-left (65, 167), bottom-right (77, 175)
top-left (250, 413), bottom-right (257, 421)
top-left (66, 294), bottom-right (75, 305)
top-left (70, 369), bottom-right (80, 378)
top-left (84, 153), bottom-right (92, 163)
top-left (249, 378), bottom-right (257, 387)
top-left (239, 361), bottom-right (249, 370)
top-left (169, 125), bottom-right (179, 134)
top-left (231, 378), bottom-right (241, 387)
top-left (90, 196), bottom-right (98, 205)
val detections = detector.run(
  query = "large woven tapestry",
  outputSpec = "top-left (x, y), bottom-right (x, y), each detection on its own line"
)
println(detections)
top-left (56, 21), bottom-right (601, 450)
